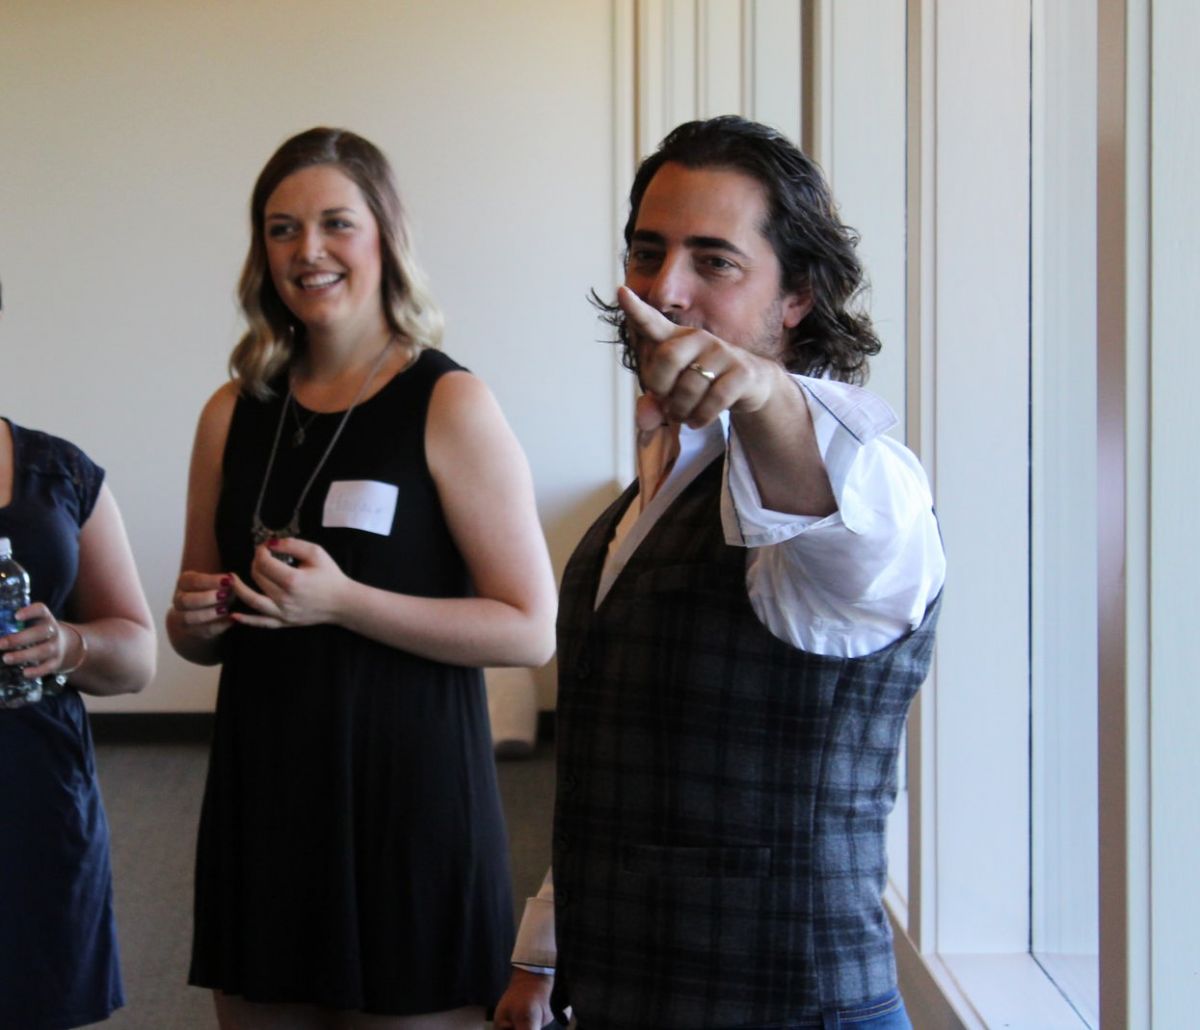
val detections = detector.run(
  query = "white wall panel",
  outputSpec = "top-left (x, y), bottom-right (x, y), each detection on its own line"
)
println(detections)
top-left (1150, 0), bottom-right (1200, 1021)
top-left (696, 1), bottom-right (745, 116)
top-left (1029, 0), bottom-right (1099, 991)
top-left (748, 1), bottom-right (802, 139)
top-left (929, 0), bottom-right (1032, 954)
top-left (0, 0), bottom-right (618, 711)
top-left (822, 0), bottom-right (907, 428)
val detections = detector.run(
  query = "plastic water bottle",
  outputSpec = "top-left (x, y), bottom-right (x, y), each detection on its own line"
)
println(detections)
top-left (0, 536), bottom-right (42, 707)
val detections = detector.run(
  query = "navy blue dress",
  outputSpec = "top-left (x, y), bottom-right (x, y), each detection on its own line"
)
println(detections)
top-left (190, 350), bottom-right (515, 1014)
top-left (0, 420), bottom-right (122, 1029)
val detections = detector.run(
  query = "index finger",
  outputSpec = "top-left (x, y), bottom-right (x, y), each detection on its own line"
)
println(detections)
top-left (264, 536), bottom-right (318, 564)
top-left (177, 570), bottom-right (229, 592)
top-left (229, 573), bottom-right (278, 616)
top-left (14, 602), bottom-right (51, 623)
top-left (617, 285), bottom-right (680, 343)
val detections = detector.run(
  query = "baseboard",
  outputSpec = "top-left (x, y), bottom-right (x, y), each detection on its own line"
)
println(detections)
top-left (90, 712), bottom-right (215, 744)
top-left (91, 710), bottom-right (553, 746)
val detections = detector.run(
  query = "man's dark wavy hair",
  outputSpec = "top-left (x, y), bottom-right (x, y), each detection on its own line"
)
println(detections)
top-left (597, 115), bottom-right (880, 384)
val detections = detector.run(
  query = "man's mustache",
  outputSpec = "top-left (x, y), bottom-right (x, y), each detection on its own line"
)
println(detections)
top-left (628, 307), bottom-right (685, 332)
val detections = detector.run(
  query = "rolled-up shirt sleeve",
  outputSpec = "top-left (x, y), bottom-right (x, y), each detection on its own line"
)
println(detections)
top-left (511, 867), bottom-right (556, 973)
top-left (721, 375), bottom-right (945, 658)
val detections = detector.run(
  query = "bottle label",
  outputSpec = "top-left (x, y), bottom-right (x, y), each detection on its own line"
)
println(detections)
top-left (0, 609), bottom-right (22, 637)
top-left (0, 605), bottom-right (40, 705)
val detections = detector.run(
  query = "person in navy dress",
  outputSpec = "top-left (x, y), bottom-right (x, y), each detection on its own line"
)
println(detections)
top-left (0, 277), bottom-right (158, 1029)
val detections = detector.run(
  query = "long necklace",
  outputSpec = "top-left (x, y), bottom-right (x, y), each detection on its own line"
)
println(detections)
top-left (250, 339), bottom-right (394, 548)
top-left (288, 397), bottom-right (321, 447)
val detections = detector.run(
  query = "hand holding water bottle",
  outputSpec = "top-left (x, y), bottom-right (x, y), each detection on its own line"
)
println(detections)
top-left (0, 537), bottom-right (81, 707)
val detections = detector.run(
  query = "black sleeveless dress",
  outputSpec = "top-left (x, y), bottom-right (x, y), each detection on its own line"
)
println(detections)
top-left (189, 350), bottom-right (515, 1014)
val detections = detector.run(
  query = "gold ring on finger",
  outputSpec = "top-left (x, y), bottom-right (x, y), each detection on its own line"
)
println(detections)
top-left (688, 362), bottom-right (717, 382)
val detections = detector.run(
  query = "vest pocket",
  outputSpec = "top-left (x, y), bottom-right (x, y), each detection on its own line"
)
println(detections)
top-left (621, 842), bottom-right (772, 878)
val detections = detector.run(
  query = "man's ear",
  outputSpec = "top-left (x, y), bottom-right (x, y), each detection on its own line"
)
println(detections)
top-left (781, 289), bottom-right (813, 330)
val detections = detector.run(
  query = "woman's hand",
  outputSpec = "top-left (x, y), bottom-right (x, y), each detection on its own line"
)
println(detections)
top-left (171, 570), bottom-right (236, 642)
top-left (0, 603), bottom-right (80, 681)
top-left (229, 538), bottom-right (349, 629)
top-left (168, 382), bottom-right (238, 666)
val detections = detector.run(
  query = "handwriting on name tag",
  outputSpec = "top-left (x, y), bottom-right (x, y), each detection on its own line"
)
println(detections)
top-left (322, 480), bottom-right (399, 536)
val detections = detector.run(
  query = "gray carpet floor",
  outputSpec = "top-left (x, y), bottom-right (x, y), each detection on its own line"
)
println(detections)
top-left (90, 736), bottom-right (556, 1029)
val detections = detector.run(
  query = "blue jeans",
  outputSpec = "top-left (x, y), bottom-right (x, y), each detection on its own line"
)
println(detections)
top-left (569, 988), bottom-right (912, 1029)
top-left (762, 988), bottom-right (912, 1029)
top-left (811, 988), bottom-right (912, 1029)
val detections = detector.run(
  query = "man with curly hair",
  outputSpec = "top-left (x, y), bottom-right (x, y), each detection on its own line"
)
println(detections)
top-left (496, 117), bottom-right (946, 1030)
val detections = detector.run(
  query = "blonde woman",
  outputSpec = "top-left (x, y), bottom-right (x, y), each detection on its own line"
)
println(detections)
top-left (167, 129), bottom-right (556, 1030)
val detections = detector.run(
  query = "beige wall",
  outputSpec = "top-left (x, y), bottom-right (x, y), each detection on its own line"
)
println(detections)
top-left (0, 1), bottom-right (620, 711)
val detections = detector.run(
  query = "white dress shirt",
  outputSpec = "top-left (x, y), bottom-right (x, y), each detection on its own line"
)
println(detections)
top-left (512, 374), bottom-right (946, 972)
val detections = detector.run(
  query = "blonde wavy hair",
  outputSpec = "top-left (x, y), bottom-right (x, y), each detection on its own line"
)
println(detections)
top-left (230, 127), bottom-right (444, 398)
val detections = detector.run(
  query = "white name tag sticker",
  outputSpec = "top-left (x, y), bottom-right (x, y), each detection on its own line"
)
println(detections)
top-left (322, 480), bottom-right (399, 536)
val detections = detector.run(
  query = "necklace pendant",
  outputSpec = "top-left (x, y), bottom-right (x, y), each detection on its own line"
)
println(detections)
top-left (251, 514), bottom-right (301, 548)
top-left (292, 427), bottom-right (306, 447)
top-left (251, 517), bottom-right (273, 548)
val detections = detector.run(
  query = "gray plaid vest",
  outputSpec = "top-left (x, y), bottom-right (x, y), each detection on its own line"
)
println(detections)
top-left (551, 458), bottom-right (940, 1029)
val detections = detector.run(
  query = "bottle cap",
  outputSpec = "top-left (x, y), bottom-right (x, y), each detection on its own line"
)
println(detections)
top-left (0, 537), bottom-right (10, 558)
